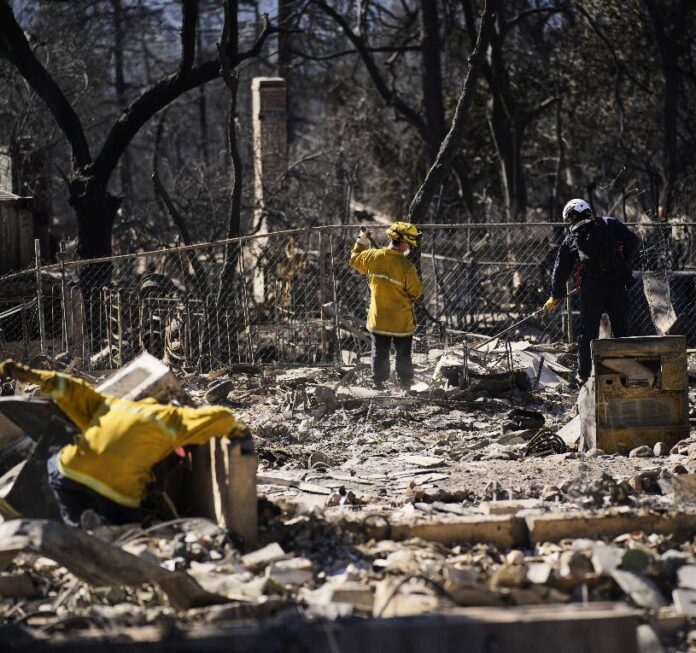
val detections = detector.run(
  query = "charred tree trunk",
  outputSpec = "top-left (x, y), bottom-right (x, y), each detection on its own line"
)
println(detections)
top-left (217, 0), bottom-right (243, 302)
top-left (0, 0), bottom-right (276, 272)
top-left (643, 0), bottom-right (692, 219)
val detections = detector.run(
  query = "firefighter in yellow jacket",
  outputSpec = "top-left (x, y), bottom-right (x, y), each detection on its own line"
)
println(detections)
top-left (0, 360), bottom-right (249, 527)
top-left (350, 222), bottom-right (424, 390)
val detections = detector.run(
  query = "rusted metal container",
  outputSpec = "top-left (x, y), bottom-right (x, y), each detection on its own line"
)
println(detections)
top-left (581, 335), bottom-right (688, 453)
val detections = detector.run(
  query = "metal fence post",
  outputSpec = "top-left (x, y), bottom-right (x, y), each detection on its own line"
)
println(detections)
top-left (58, 242), bottom-right (69, 356)
top-left (328, 233), bottom-right (341, 364)
top-left (237, 240), bottom-right (255, 364)
top-left (34, 239), bottom-right (46, 355)
top-left (318, 229), bottom-right (329, 360)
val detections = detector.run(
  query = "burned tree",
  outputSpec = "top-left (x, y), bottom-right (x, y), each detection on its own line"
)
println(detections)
top-left (0, 0), bottom-right (277, 287)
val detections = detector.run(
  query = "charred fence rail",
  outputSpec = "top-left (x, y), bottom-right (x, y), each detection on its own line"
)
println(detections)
top-left (0, 221), bottom-right (695, 370)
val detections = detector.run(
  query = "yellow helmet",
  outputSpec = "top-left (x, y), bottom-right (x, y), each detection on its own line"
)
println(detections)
top-left (386, 221), bottom-right (421, 248)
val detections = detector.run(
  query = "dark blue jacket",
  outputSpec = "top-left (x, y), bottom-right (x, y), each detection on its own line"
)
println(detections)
top-left (551, 216), bottom-right (639, 299)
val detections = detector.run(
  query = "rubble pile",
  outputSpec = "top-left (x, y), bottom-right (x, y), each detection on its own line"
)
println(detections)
top-left (2, 342), bottom-right (696, 649)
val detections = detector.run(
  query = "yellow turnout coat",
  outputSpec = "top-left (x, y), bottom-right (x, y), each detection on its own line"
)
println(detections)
top-left (349, 243), bottom-right (424, 337)
top-left (26, 369), bottom-right (245, 508)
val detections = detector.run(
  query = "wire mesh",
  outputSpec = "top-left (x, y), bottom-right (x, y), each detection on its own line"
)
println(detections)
top-left (0, 221), bottom-right (694, 371)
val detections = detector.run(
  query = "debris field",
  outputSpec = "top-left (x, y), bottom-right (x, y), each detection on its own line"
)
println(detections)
top-left (2, 339), bottom-right (696, 651)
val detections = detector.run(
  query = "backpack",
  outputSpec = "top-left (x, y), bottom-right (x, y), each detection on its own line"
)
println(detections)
top-left (573, 220), bottom-right (619, 277)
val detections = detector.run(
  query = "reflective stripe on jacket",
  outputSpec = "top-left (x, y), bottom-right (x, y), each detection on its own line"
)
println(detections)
top-left (349, 243), bottom-right (424, 336)
top-left (26, 369), bottom-right (244, 507)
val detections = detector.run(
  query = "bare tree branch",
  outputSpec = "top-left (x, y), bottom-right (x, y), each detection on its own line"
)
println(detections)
top-left (314, 0), bottom-right (429, 142)
top-left (0, 0), bottom-right (91, 168)
top-left (95, 14), bottom-right (278, 185)
top-left (408, 0), bottom-right (495, 223)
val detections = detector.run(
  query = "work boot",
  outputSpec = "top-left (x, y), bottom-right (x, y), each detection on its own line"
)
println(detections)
top-left (372, 380), bottom-right (385, 391)
top-left (398, 380), bottom-right (413, 392)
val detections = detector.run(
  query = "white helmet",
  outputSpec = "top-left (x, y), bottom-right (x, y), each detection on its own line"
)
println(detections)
top-left (562, 198), bottom-right (592, 223)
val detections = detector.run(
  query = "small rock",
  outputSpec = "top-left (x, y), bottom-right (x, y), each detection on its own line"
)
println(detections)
top-left (541, 485), bottom-right (561, 502)
top-left (677, 565), bottom-right (696, 590)
top-left (673, 589), bottom-right (696, 617)
top-left (308, 451), bottom-right (332, 468)
top-left (629, 445), bottom-right (653, 458)
top-left (591, 544), bottom-right (623, 575)
top-left (204, 379), bottom-right (235, 403)
top-left (653, 441), bottom-right (669, 457)
top-left (612, 570), bottom-right (666, 609)
top-left (672, 464), bottom-right (689, 475)
top-left (526, 562), bottom-right (551, 585)
top-left (586, 448), bottom-right (605, 458)
top-left (242, 543), bottom-right (289, 571)
top-left (506, 550), bottom-right (526, 566)
top-left (559, 551), bottom-right (593, 578)
top-left (267, 557), bottom-right (314, 587)
top-left (490, 564), bottom-right (526, 589)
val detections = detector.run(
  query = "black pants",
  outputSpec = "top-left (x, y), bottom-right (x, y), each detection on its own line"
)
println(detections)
top-left (578, 273), bottom-right (630, 380)
top-left (47, 453), bottom-right (142, 528)
top-left (371, 334), bottom-right (413, 386)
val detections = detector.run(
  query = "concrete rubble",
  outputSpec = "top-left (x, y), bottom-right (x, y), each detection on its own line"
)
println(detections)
top-left (2, 340), bottom-right (696, 650)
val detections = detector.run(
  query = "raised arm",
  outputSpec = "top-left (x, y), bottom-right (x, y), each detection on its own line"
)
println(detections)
top-left (0, 360), bottom-right (105, 431)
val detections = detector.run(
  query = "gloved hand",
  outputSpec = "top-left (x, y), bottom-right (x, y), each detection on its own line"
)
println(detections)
top-left (356, 228), bottom-right (372, 248)
top-left (0, 359), bottom-right (32, 382)
top-left (542, 297), bottom-right (560, 314)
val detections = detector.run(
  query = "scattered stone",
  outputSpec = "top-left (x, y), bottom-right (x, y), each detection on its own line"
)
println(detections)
top-left (506, 550), bottom-right (525, 566)
top-left (591, 544), bottom-right (623, 575)
top-left (636, 624), bottom-right (664, 653)
top-left (559, 551), bottom-right (593, 578)
top-left (307, 451), bottom-right (332, 469)
top-left (204, 379), bottom-right (235, 403)
top-left (673, 589), bottom-right (696, 617)
top-left (653, 442), bottom-right (669, 457)
top-left (586, 448), bottom-right (606, 458)
top-left (267, 558), bottom-right (314, 587)
top-left (526, 562), bottom-right (552, 585)
top-left (490, 564), bottom-right (526, 589)
top-left (612, 570), bottom-right (666, 609)
top-left (629, 446), bottom-right (653, 459)
top-left (242, 543), bottom-right (290, 572)
top-left (677, 565), bottom-right (696, 590)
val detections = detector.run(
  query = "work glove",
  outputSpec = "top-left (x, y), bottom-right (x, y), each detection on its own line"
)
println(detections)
top-left (542, 297), bottom-right (560, 314)
top-left (356, 228), bottom-right (372, 248)
top-left (0, 359), bottom-right (32, 382)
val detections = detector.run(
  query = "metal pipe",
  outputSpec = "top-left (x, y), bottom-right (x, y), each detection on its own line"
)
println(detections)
top-left (34, 239), bottom-right (46, 355)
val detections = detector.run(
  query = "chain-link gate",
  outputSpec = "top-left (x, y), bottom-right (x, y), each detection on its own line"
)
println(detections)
top-left (1, 221), bottom-right (695, 371)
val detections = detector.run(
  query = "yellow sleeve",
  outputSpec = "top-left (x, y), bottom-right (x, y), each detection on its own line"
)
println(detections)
top-left (405, 265), bottom-right (424, 301)
top-left (22, 369), bottom-right (105, 432)
top-left (349, 243), bottom-right (369, 274)
top-left (176, 405), bottom-right (246, 447)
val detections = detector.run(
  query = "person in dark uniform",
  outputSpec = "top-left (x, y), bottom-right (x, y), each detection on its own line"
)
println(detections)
top-left (542, 199), bottom-right (639, 384)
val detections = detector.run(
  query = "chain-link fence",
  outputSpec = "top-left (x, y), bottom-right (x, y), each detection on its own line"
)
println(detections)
top-left (1, 221), bottom-right (695, 371)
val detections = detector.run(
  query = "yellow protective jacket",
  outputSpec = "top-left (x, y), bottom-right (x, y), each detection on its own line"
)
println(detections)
top-left (349, 243), bottom-right (424, 336)
top-left (25, 369), bottom-right (245, 508)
